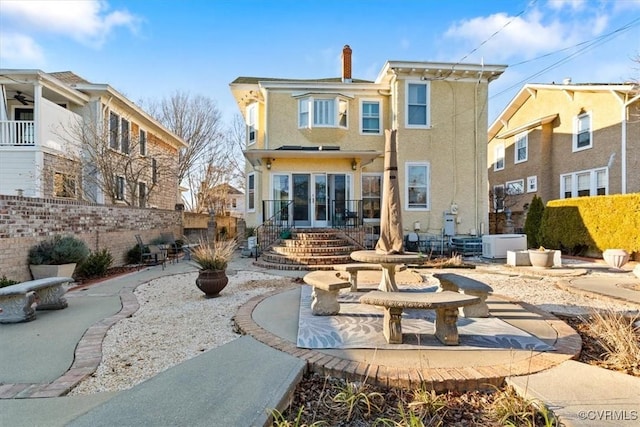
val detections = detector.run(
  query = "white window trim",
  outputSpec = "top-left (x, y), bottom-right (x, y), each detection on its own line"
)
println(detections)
top-left (527, 176), bottom-right (537, 193)
top-left (247, 103), bottom-right (257, 146)
top-left (505, 179), bottom-right (525, 196)
top-left (560, 167), bottom-right (608, 198)
top-left (405, 162), bottom-right (430, 211)
top-left (297, 96), bottom-right (349, 129)
top-left (573, 112), bottom-right (593, 152)
top-left (405, 80), bottom-right (430, 128)
top-left (361, 172), bottom-right (383, 222)
top-left (247, 172), bottom-right (256, 212)
top-left (359, 98), bottom-right (382, 135)
top-left (514, 132), bottom-right (528, 164)
top-left (494, 143), bottom-right (505, 171)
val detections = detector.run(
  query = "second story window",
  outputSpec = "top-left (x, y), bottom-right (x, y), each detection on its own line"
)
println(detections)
top-left (247, 103), bottom-right (256, 145)
top-left (139, 129), bottom-right (147, 156)
top-left (406, 82), bottom-right (429, 127)
top-left (298, 97), bottom-right (348, 129)
top-left (515, 132), bottom-right (528, 163)
top-left (494, 144), bottom-right (505, 171)
top-left (109, 112), bottom-right (119, 150)
top-left (121, 118), bottom-right (130, 154)
top-left (574, 112), bottom-right (592, 151)
top-left (361, 100), bottom-right (381, 134)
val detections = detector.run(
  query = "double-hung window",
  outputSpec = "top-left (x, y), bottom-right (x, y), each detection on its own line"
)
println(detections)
top-left (515, 132), bottom-right (528, 163)
top-left (109, 112), bottom-right (119, 150)
top-left (361, 100), bottom-right (381, 134)
top-left (406, 162), bottom-right (430, 210)
top-left (406, 82), bottom-right (429, 127)
top-left (247, 173), bottom-right (255, 211)
top-left (298, 97), bottom-right (348, 129)
top-left (573, 112), bottom-right (592, 151)
top-left (493, 185), bottom-right (505, 211)
top-left (138, 182), bottom-right (146, 207)
top-left (115, 176), bottom-right (125, 201)
top-left (121, 118), bottom-right (130, 154)
top-left (139, 129), bottom-right (147, 156)
top-left (247, 103), bottom-right (256, 145)
top-left (494, 144), bottom-right (505, 171)
top-left (560, 167), bottom-right (607, 198)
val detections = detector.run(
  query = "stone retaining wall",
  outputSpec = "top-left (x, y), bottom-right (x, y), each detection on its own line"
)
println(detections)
top-left (0, 195), bottom-right (182, 282)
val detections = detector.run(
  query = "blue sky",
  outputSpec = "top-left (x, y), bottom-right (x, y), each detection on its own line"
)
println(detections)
top-left (1, 0), bottom-right (639, 124)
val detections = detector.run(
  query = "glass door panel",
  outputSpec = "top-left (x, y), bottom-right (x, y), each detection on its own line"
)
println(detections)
top-left (292, 174), bottom-right (310, 226)
top-left (313, 174), bottom-right (328, 227)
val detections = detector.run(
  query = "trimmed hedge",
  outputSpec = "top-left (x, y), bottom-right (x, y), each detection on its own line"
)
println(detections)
top-left (539, 193), bottom-right (640, 256)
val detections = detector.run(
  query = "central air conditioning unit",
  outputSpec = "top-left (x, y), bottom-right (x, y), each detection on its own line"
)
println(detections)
top-left (482, 234), bottom-right (527, 259)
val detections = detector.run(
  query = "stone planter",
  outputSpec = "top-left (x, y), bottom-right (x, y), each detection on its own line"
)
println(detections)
top-left (196, 270), bottom-right (229, 297)
top-left (29, 263), bottom-right (76, 280)
top-left (528, 250), bottom-right (554, 269)
top-left (602, 249), bottom-right (629, 270)
top-left (633, 265), bottom-right (640, 279)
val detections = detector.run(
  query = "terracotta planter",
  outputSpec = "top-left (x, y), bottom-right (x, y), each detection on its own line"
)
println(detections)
top-left (30, 263), bottom-right (76, 280)
top-left (528, 250), bottom-right (554, 269)
top-left (196, 270), bottom-right (229, 297)
top-left (602, 249), bottom-right (629, 270)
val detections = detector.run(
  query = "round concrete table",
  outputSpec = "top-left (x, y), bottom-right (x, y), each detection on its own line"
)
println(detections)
top-left (350, 250), bottom-right (424, 292)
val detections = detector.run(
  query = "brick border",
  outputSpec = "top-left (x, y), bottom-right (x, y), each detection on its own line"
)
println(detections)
top-left (234, 288), bottom-right (581, 392)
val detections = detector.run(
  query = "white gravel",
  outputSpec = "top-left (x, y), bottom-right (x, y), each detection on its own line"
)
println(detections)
top-left (69, 262), bottom-right (638, 395)
top-left (68, 270), bottom-right (295, 395)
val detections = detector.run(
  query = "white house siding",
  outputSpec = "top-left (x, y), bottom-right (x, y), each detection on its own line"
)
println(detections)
top-left (0, 148), bottom-right (38, 196)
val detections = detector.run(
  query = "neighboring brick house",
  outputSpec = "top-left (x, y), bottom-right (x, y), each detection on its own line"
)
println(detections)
top-left (0, 69), bottom-right (187, 209)
top-left (487, 81), bottom-right (640, 232)
top-left (230, 46), bottom-right (506, 241)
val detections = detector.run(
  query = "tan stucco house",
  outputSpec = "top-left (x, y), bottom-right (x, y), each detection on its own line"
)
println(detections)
top-left (0, 69), bottom-right (187, 210)
top-left (231, 46), bottom-right (506, 245)
top-left (488, 81), bottom-right (640, 230)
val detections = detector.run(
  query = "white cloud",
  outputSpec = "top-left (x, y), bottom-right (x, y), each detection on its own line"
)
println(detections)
top-left (547, 0), bottom-right (587, 12)
top-left (0, 0), bottom-right (140, 48)
top-left (0, 32), bottom-right (45, 63)
top-left (442, 5), bottom-right (618, 63)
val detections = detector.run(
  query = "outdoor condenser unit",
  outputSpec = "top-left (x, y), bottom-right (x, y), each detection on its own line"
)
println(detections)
top-left (482, 234), bottom-right (527, 259)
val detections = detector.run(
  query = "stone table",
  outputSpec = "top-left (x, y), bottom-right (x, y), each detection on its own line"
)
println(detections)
top-left (350, 250), bottom-right (424, 292)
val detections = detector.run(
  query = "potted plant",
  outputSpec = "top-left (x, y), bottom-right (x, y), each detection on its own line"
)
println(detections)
top-left (191, 238), bottom-right (238, 297)
top-left (28, 235), bottom-right (89, 279)
top-left (528, 246), bottom-right (554, 269)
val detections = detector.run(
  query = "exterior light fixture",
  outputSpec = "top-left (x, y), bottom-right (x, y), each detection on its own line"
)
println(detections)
top-left (266, 159), bottom-right (272, 169)
top-left (351, 159), bottom-right (357, 170)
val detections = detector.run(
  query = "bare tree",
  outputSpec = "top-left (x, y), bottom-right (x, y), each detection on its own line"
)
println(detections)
top-left (144, 91), bottom-right (225, 185)
top-left (55, 114), bottom-right (175, 207)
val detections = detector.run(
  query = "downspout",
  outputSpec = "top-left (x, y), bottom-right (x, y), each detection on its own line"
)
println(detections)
top-left (474, 63), bottom-right (484, 235)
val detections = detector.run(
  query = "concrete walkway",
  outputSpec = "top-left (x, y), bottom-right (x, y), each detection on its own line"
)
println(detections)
top-left (0, 256), bottom-right (638, 427)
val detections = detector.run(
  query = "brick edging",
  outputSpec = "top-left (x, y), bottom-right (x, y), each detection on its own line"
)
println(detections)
top-left (233, 288), bottom-right (581, 392)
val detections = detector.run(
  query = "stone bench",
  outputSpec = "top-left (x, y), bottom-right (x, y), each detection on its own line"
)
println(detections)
top-left (432, 273), bottom-right (493, 318)
top-left (359, 290), bottom-right (480, 345)
top-left (0, 277), bottom-right (73, 323)
top-left (302, 270), bottom-right (351, 315)
top-left (334, 263), bottom-right (407, 291)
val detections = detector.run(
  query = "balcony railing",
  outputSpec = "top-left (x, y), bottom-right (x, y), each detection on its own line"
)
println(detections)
top-left (0, 121), bottom-right (35, 146)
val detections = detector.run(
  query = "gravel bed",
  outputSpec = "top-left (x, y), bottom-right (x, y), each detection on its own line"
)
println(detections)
top-left (69, 264), bottom-right (638, 395)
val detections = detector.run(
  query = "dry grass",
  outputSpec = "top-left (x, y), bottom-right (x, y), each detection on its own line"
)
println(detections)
top-left (584, 308), bottom-right (640, 375)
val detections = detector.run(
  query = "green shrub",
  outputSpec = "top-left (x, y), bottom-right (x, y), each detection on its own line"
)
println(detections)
top-left (28, 235), bottom-right (89, 265)
top-left (77, 249), bottom-right (114, 278)
top-left (524, 195), bottom-right (544, 248)
top-left (0, 275), bottom-right (19, 288)
top-left (126, 244), bottom-right (149, 264)
top-left (540, 194), bottom-right (640, 256)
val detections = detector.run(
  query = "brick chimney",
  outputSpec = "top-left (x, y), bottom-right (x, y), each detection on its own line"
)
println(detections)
top-left (341, 45), bottom-right (352, 83)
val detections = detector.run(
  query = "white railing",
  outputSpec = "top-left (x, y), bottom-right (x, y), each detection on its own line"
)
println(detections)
top-left (0, 120), bottom-right (35, 146)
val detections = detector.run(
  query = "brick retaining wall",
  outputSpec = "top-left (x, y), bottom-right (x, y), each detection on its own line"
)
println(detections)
top-left (0, 195), bottom-right (182, 282)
